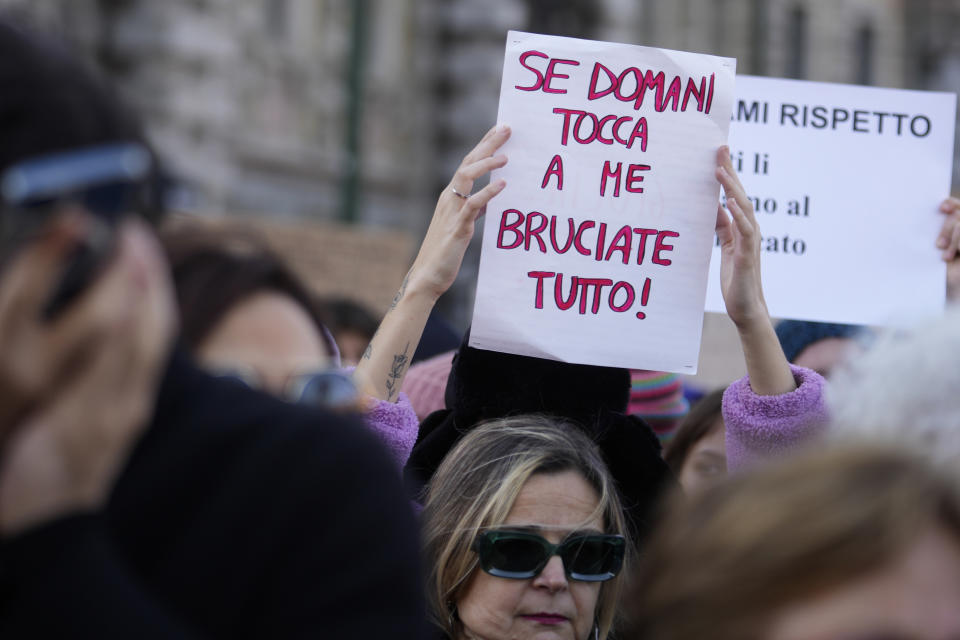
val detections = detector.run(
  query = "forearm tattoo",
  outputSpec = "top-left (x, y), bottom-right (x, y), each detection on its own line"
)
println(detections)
top-left (384, 342), bottom-right (410, 401)
top-left (390, 273), bottom-right (409, 310)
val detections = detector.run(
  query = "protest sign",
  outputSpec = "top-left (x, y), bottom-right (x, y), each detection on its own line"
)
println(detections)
top-left (469, 31), bottom-right (736, 373)
top-left (705, 75), bottom-right (957, 326)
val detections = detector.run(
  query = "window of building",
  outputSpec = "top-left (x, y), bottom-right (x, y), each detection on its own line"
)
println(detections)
top-left (749, 0), bottom-right (768, 75)
top-left (854, 23), bottom-right (874, 85)
top-left (786, 5), bottom-right (807, 79)
top-left (266, 0), bottom-right (289, 38)
top-left (639, 0), bottom-right (657, 46)
top-left (527, 0), bottom-right (598, 39)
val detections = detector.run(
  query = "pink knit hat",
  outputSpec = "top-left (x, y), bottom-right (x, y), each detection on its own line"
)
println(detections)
top-left (401, 350), bottom-right (455, 422)
top-left (628, 370), bottom-right (689, 444)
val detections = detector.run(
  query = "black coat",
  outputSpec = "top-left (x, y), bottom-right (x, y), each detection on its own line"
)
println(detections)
top-left (404, 330), bottom-right (676, 544)
top-left (0, 350), bottom-right (428, 639)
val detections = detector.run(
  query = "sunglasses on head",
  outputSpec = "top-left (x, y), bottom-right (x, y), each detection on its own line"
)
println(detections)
top-left (472, 530), bottom-right (625, 582)
top-left (1, 143), bottom-right (158, 218)
top-left (0, 143), bottom-right (160, 317)
top-left (1, 143), bottom-right (159, 260)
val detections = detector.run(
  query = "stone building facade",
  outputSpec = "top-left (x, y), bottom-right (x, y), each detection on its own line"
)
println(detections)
top-left (1, 0), bottom-right (958, 332)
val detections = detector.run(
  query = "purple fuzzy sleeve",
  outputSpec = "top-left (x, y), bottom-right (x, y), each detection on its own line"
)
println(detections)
top-left (722, 365), bottom-right (829, 472)
top-left (363, 392), bottom-right (420, 468)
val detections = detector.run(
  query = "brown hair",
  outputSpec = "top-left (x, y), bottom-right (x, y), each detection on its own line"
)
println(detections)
top-left (0, 20), bottom-right (164, 220)
top-left (662, 388), bottom-right (724, 475)
top-left (627, 447), bottom-right (960, 640)
top-left (421, 415), bottom-right (629, 639)
top-left (160, 225), bottom-right (335, 356)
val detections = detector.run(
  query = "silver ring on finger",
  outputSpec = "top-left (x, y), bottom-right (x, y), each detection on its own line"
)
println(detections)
top-left (451, 187), bottom-right (471, 199)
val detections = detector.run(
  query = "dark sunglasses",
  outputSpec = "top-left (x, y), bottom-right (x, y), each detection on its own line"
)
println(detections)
top-left (472, 530), bottom-right (625, 582)
top-left (215, 367), bottom-right (359, 411)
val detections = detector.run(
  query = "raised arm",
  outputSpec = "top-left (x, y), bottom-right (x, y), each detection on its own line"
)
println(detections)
top-left (715, 145), bottom-right (795, 396)
top-left (715, 146), bottom-right (830, 470)
top-left (353, 125), bottom-right (510, 401)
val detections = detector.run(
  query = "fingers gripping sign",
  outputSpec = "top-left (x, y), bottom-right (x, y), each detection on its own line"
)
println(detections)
top-left (451, 124), bottom-right (511, 208)
top-left (449, 126), bottom-right (509, 200)
top-left (352, 125), bottom-right (510, 402)
top-left (450, 124), bottom-right (510, 194)
top-left (411, 124), bottom-right (511, 300)
top-left (936, 197), bottom-right (960, 302)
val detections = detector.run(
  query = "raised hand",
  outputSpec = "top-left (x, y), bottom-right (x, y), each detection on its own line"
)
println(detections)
top-left (354, 125), bottom-right (510, 402)
top-left (406, 124), bottom-right (510, 300)
top-left (715, 146), bottom-right (795, 395)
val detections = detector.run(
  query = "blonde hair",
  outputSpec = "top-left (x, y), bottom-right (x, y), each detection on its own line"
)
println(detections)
top-left (421, 415), bottom-right (628, 639)
top-left (628, 447), bottom-right (960, 640)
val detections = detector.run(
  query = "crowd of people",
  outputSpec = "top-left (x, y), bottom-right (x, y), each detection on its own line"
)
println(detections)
top-left (1, 18), bottom-right (960, 640)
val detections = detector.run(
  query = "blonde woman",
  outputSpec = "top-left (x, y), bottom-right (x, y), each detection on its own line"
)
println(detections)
top-left (422, 415), bottom-right (628, 640)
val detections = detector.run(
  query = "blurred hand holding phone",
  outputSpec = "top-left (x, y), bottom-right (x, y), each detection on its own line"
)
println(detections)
top-left (0, 143), bottom-right (176, 533)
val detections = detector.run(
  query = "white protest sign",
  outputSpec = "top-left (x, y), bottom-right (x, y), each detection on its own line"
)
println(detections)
top-left (706, 75), bottom-right (957, 325)
top-left (470, 31), bottom-right (736, 374)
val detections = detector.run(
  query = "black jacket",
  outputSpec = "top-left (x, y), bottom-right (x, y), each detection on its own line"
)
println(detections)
top-left (0, 350), bottom-right (428, 639)
top-left (405, 330), bottom-right (676, 545)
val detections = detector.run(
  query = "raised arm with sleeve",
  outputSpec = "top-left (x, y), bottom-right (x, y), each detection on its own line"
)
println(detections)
top-left (713, 146), bottom-right (829, 471)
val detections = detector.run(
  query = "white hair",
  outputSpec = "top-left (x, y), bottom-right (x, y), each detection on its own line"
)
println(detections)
top-left (827, 305), bottom-right (960, 476)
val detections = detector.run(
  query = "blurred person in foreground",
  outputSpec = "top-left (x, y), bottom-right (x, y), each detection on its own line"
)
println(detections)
top-left (627, 447), bottom-right (960, 640)
top-left (0, 20), bottom-right (429, 638)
